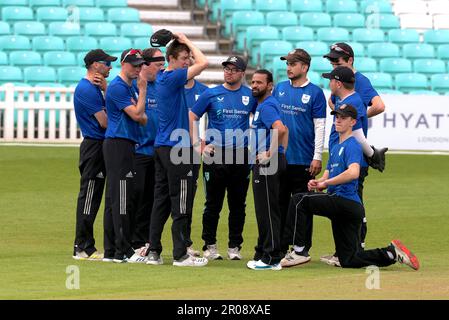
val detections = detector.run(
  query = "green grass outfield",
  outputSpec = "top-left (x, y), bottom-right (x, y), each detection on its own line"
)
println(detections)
top-left (0, 145), bottom-right (448, 300)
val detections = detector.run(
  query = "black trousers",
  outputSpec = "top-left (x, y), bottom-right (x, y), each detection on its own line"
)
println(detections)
top-left (73, 138), bottom-right (107, 256)
top-left (279, 164), bottom-right (314, 253)
top-left (284, 192), bottom-right (394, 268)
top-left (148, 146), bottom-right (195, 260)
top-left (129, 153), bottom-right (155, 250)
top-left (252, 153), bottom-right (287, 265)
top-left (359, 166), bottom-right (369, 246)
top-left (102, 138), bottom-right (136, 260)
top-left (201, 148), bottom-right (251, 250)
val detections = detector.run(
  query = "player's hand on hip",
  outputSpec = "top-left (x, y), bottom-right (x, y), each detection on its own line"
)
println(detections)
top-left (309, 159), bottom-right (322, 177)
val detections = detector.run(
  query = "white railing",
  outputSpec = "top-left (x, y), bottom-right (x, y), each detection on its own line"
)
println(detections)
top-left (0, 84), bottom-right (81, 143)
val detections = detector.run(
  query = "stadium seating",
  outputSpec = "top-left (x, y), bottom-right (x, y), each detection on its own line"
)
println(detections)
top-left (408, 90), bottom-right (440, 96)
top-left (66, 36), bottom-right (98, 52)
top-left (84, 22), bottom-right (117, 37)
top-left (437, 45), bottom-right (449, 61)
top-left (326, 0), bottom-right (358, 14)
top-left (36, 7), bottom-right (67, 22)
top-left (316, 27), bottom-right (350, 44)
top-left (333, 13), bottom-right (365, 29)
top-left (352, 28), bottom-right (385, 43)
top-left (0, 35), bottom-right (31, 51)
top-left (424, 30), bottom-right (449, 45)
top-left (290, 0), bottom-right (323, 13)
top-left (96, 0), bottom-right (127, 9)
top-left (364, 72), bottom-right (393, 90)
top-left (229, 11), bottom-right (265, 50)
top-left (43, 51), bottom-right (76, 67)
top-left (367, 43), bottom-right (400, 58)
top-left (0, 52), bottom-right (8, 65)
top-left (0, 21), bottom-right (11, 35)
top-left (120, 23), bottom-right (153, 39)
top-left (9, 51), bottom-right (42, 66)
top-left (258, 40), bottom-right (292, 69)
top-left (48, 22), bottom-right (81, 37)
top-left (346, 42), bottom-right (365, 56)
top-left (62, 0), bottom-right (94, 7)
top-left (107, 8), bottom-right (140, 23)
top-left (430, 74), bottom-right (449, 93)
top-left (24, 66), bottom-right (57, 84)
top-left (13, 21), bottom-right (46, 36)
top-left (32, 36), bottom-right (64, 51)
top-left (366, 13), bottom-right (400, 30)
top-left (255, 0), bottom-right (288, 13)
top-left (1, 6), bottom-right (34, 22)
top-left (77, 7), bottom-right (105, 23)
top-left (299, 13), bottom-right (332, 28)
top-left (58, 66), bottom-right (85, 85)
top-left (99, 37), bottom-right (132, 52)
top-left (310, 56), bottom-right (331, 73)
top-left (0, 66), bottom-right (23, 82)
top-left (360, 0), bottom-right (393, 14)
top-left (402, 44), bottom-right (435, 59)
top-left (244, 26), bottom-right (279, 56)
top-left (388, 29), bottom-right (420, 45)
top-left (395, 73), bottom-right (429, 92)
top-left (379, 58), bottom-right (412, 73)
top-left (413, 59), bottom-right (447, 74)
top-left (282, 26), bottom-right (314, 44)
top-left (266, 12), bottom-right (297, 29)
top-left (355, 57), bottom-right (378, 73)
top-left (29, 0), bottom-right (62, 9)
top-left (133, 37), bottom-right (150, 50)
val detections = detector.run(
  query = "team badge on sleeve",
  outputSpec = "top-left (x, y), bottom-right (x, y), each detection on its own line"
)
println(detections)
top-left (242, 96), bottom-right (249, 106)
top-left (301, 94), bottom-right (311, 104)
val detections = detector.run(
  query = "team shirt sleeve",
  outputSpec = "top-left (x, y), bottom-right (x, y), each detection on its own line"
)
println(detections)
top-left (76, 85), bottom-right (104, 116)
top-left (191, 89), bottom-right (211, 118)
top-left (344, 139), bottom-right (363, 167)
top-left (312, 87), bottom-right (327, 118)
top-left (165, 68), bottom-right (188, 89)
top-left (260, 102), bottom-right (281, 129)
top-left (109, 82), bottom-right (136, 111)
top-left (357, 75), bottom-right (379, 107)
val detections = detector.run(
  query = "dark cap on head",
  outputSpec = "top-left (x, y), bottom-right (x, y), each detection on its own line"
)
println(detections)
top-left (323, 42), bottom-right (354, 59)
top-left (222, 55), bottom-right (247, 71)
top-left (150, 29), bottom-right (174, 47)
top-left (280, 48), bottom-right (311, 65)
top-left (84, 49), bottom-right (117, 68)
top-left (322, 66), bottom-right (355, 83)
top-left (120, 48), bottom-right (146, 66)
top-left (331, 104), bottom-right (358, 119)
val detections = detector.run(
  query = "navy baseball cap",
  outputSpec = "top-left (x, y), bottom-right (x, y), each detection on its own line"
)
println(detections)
top-left (322, 66), bottom-right (355, 83)
top-left (222, 55), bottom-right (247, 71)
top-left (84, 49), bottom-right (117, 68)
top-left (120, 48), bottom-right (147, 66)
top-left (323, 42), bottom-right (354, 59)
top-left (150, 29), bottom-right (174, 47)
top-left (331, 104), bottom-right (358, 119)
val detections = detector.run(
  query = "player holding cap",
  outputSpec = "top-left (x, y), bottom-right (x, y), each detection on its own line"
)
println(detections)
top-left (272, 49), bottom-right (327, 267)
top-left (283, 104), bottom-right (419, 271)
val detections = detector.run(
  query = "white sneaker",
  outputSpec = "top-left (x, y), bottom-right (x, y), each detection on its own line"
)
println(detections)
top-left (203, 244), bottom-right (223, 260)
top-left (146, 251), bottom-right (163, 265)
top-left (187, 245), bottom-right (201, 257)
top-left (102, 258), bottom-right (114, 262)
top-left (227, 247), bottom-right (242, 260)
top-left (113, 256), bottom-right (128, 263)
top-left (280, 250), bottom-right (311, 267)
top-left (247, 260), bottom-right (282, 271)
top-left (128, 252), bottom-right (148, 264)
top-left (173, 255), bottom-right (208, 267)
top-left (320, 254), bottom-right (341, 267)
top-left (73, 251), bottom-right (103, 261)
top-left (391, 239), bottom-right (420, 270)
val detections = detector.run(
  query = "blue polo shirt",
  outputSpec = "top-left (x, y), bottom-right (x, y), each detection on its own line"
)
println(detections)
top-left (74, 78), bottom-right (106, 140)
top-left (185, 80), bottom-right (208, 110)
top-left (105, 76), bottom-right (140, 143)
top-left (326, 136), bottom-right (363, 204)
top-left (329, 92), bottom-right (368, 168)
top-left (154, 68), bottom-right (190, 147)
top-left (250, 95), bottom-right (285, 155)
top-left (133, 80), bottom-right (158, 156)
top-left (273, 80), bottom-right (326, 165)
top-left (192, 84), bottom-right (257, 148)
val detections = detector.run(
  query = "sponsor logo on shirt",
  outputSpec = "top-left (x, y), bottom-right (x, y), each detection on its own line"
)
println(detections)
top-left (242, 96), bottom-right (249, 106)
